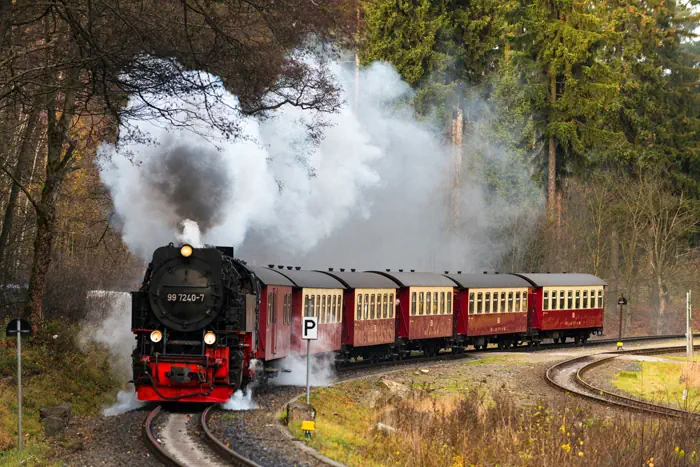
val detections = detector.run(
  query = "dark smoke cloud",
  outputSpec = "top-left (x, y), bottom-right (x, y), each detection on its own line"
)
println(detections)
top-left (144, 141), bottom-right (232, 232)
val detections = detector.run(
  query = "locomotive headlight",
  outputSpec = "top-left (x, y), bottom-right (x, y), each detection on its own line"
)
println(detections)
top-left (150, 330), bottom-right (163, 343)
top-left (180, 244), bottom-right (193, 257)
top-left (204, 331), bottom-right (216, 345)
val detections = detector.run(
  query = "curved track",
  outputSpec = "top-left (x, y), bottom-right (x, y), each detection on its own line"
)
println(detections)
top-left (546, 345), bottom-right (700, 420)
top-left (144, 405), bottom-right (262, 466)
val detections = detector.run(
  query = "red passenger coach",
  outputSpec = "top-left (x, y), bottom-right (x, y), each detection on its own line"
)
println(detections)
top-left (249, 266), bottom-right (294, 362)
top-left (445, 273), bottom-right (531, 350)
top-left (321, 270), bottom-right (398, 362)
top-left (375, 271), bottom-right (455, 358)
top-left (274, 269), bottom-right (345, 356)
top-left (514, 273), bottom-right (606, 344)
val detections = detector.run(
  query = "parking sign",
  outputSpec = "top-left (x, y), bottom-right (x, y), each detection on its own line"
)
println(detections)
top-left (302, 316), bottom-right (318, 340)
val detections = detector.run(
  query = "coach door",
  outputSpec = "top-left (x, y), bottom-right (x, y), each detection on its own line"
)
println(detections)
top-left (267, 289), bottom-right (278, 356)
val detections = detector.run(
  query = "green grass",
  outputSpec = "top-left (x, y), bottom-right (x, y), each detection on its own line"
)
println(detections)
top-left (0, 319), bottom-right (120, 464)
top-left (286, 379), bottom-right (392, 467)
top-left (612, 361), bottom-right (700, 410)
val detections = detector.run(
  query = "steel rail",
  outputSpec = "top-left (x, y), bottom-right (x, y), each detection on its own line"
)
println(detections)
top-left (545, 345), bottom-right (700, 420)
top-left (143, 405), bottom-right (181, 467)
top-left (200, 405), bottom-right (264, 467)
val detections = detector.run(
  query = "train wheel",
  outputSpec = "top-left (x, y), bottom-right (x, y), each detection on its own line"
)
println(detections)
top-left (574, 335), bottom-right (582, 345)
top-left (553, 338), bottom-right (560, 344)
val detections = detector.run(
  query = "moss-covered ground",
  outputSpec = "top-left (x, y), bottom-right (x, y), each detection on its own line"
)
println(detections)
top-left (0, 319), bottom-right (120, 466)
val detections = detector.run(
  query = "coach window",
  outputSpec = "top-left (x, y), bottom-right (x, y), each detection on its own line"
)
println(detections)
top-left (514, 292), bottom-right (521, 312)
top-left (419, 292), bottom-right (425, 315)
top-left (598, 289), bottom-right (604, 308)
top-left (575, 290), bottom-right (581, 309)
top-left (522, 293), bottom-right (528, 311)
top-left (559, 290), bottom-right (565, 310)
top-left (426, 292), bottom-right (432, 315)
top-left (507, 292), bottom-right (513, 312)
top-left (448, 292), bottom-right (452, 315)
top-left (319, 296), bottom-right (325, 323)
top-left (469, 293), bottom-right (475, 314)
top-left (382, 294), bottom-right (387, 318)
top-left (411, 292), bottom-right (417, 316)
top-left (477, 292), bottom-right (483, 314)
top-left (543, 291), bottom-right (549, 311)
top-left (485, 292), bottom-right (491, 313)
top-left (362, 294), bottom-right (368, 319)
top-left (331, 295), bottom-right (336, 322)
top-left (500, 292), bottom-right (506, 313)
top-left (357, 294), bottom-right (362, 321)
top-left (551, 290), bottom-right (558, 310)
top-left (305, 295), bottom-right (310, 317)
top-left (389, 294), bottom-right (395, 318)
top-left (567, 290), bottom-right (573, 309)
top-left (369, 294), bottom-right (374, 320)
top-left (583, 290), bottom-right (589, 308)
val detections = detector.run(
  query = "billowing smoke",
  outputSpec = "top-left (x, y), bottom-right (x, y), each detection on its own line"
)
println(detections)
top-left (99, 54), bottom-right (540, 271)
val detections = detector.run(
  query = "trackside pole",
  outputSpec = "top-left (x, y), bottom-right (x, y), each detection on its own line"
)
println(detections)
top-left (687, 291), bottom-right (693, 360)
top-left (306, 339), bottom-right (311, 404)
top-left (17, 332), bottom-right (21, 452)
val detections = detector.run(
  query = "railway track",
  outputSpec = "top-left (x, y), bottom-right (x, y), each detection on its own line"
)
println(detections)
top-left (546, 345), bottom-right (700, 420)
top-left (144, 404), bottom-right (262, 467)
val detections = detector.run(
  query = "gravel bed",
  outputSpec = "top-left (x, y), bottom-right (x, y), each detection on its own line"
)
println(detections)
top-left (54, 406), bottom-right (162, 467)
top-left (208, 385), bottom-right (325, 467)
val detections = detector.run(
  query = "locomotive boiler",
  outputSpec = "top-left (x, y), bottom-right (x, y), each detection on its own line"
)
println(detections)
top-left (131, 243), bottom-right (260, 403)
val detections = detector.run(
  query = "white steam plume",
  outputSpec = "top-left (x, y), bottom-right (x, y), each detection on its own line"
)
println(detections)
top-left (79, 291), bottom-right (146, 415)
top-left (272, 352), bottom-right (335, 387)
top-left (99, 55), bottom-right (540, 270)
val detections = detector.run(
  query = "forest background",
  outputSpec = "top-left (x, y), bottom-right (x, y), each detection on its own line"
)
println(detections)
top-left (0, 0), bottom-right (698, 337)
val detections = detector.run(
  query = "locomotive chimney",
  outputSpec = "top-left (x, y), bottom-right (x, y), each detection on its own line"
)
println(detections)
top-left (295, 266), bottom-right (301, 270)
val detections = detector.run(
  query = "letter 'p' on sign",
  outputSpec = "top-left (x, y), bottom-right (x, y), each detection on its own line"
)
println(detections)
top-left (302, 316), bottom-right (318, 340)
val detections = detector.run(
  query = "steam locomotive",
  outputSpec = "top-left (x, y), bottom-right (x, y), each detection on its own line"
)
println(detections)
top-left (131, 243), bottom-right (605, 403)
top-left (131, 243), bottom-right (260, 403)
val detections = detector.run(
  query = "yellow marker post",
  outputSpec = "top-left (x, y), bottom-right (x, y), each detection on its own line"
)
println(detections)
top-left (302, 420), bottom-right (315, 439)
top-left (617, 341), bottom-right (623, 351)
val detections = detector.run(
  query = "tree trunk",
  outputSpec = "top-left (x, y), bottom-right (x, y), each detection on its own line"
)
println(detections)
top-left (23, 171), bottom-right (62, 328)
top-left (0, 113), bottom-right (37, 274)
top-left (547, 70), bottom-right (557, 219)
top-left (656, 273), bottom-right (666, 335)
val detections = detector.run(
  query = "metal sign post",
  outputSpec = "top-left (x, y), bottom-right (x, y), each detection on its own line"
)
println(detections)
top-left (301, 316), bottom-right (318, 404)
top-left (687, 291), bottom-right (693, 360)
top-left (617, 295), bottom-right (627, 347)
top-left (6, 318), bottom-right (32, 452)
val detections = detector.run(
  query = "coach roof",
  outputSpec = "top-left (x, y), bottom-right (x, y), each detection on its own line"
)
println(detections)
top-left (371, 271), bottom-right (456, 288)
top-left (319, 271), bottom-right (398, 289)
top-left (513, 273), bottom-right (607, 287)
top-left (248, 266), bottom-right (296, 287)
top-left (274, 269), bottom-right (346, 289)
top-left (444, 273), bottom-right (532, 289)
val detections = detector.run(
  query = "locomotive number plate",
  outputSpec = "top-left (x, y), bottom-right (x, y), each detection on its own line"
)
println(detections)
top-left (166, 293), bottom-right (205, 303)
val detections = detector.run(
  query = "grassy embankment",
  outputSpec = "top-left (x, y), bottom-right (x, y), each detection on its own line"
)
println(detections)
top-left (613, 354), bottom-right (700, 411)
top-left (288, 355), bottom-right (700, 466)
top-left (0, 319), bottom-right (120, 466)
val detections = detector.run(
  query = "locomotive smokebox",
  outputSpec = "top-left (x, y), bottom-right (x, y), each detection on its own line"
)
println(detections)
top-left (147, 245), bottom-right (225, 332)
